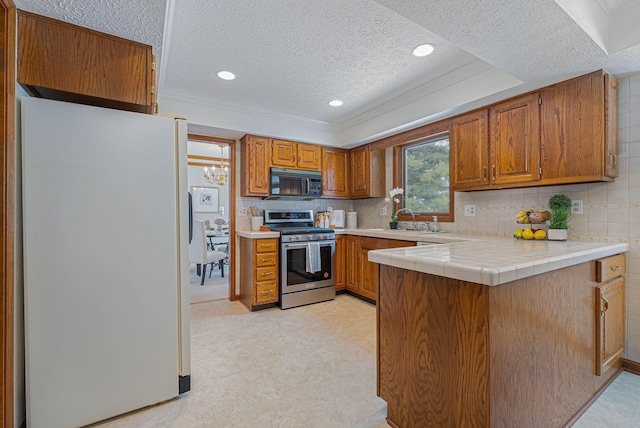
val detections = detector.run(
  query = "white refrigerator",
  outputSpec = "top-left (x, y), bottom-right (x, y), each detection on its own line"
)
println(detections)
top-left (21, 97), bottom-right (191, 428)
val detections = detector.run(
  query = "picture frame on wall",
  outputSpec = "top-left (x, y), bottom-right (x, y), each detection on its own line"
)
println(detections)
top-left (191, 186), bottom-right (219, 212)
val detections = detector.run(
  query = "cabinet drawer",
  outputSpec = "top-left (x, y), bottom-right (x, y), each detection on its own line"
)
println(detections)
top-left (596, 254), bottom-right (626, 282)
top-left (255, 280), bottom-right (278, 304)
top-left (256, 239), bottom-right (278, 253)
top-left (255, 266), bottom-right (277, 282)
top-left (255, 252), bottom-right (277, 267)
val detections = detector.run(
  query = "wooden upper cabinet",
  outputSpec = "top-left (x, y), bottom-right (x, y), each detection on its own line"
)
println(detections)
top-left (241, 135), bottom-right (270, 197)
top-left (321, 147), bottom-right (349, 198)
top-left (490, 93), bottom-right (541, 186)
top-left (540, 70), bottom-right (618, 184)
top-left (451, 70), bottom-right (617, 192)
top-left (271, 139), bottom-right (297, 168)
top-left (297, 143), bottom-right (322, 170)
top-left (451, 110), bottom-right (489, 189)
top-left (349, 145), bottom-right (385, 198)
top-left (17, 11), bottom-right (154, 114)
top-left (271, 139), bottom-right (321, 170)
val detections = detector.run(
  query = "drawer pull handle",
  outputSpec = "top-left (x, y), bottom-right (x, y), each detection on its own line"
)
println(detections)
top-left (261, 290), bottom-right (271, 295)
top-left (261, 272), bottom-right (272, 276)
top-left (610, 266), bottom-right (621, 271)
top-left (260, 258), bottom-right (272, 262)
top-left (601, 296), bottom-right (609, 316)
top-left (491, 164), bottom-right (496, 181)
top-left (482, 166), bottom-right (487, 180)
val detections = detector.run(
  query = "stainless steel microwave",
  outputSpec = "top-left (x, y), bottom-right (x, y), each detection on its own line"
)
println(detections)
top-left (268, 167), bottom-right (322, 199)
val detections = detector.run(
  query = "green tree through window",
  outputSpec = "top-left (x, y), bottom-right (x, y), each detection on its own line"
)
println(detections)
top-left (403, 136), bottom-right (450, 214)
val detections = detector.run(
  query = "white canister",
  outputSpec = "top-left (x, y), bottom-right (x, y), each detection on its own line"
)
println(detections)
top-left (251, 216), bottom-right (263, 231)
top-left (345, 211), bottom-right (357, 229)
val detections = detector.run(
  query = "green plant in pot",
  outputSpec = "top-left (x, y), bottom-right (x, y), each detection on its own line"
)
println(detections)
top-left (548, 194), bottom-right (572, 241)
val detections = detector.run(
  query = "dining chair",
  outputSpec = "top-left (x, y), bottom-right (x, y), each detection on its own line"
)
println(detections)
top-left (189, 220), bottom-right (226, 285)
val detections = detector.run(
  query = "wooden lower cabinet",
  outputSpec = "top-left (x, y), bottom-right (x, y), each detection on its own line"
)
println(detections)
top-left (377, 257), bottom-right (625, 427)
top-left (595, 254), bottom-right (626, 376)
top-left (345, 235), bottom-right (359, 293)
top-left (334, 235), bottom-right (346, 291)
top-left (239, 237), bottom-right (279, 310)
top-left (341, 235), bottom-right (414, 301)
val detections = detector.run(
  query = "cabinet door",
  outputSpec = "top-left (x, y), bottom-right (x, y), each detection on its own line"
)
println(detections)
top-left (241, 136), bottom-right (270, 196)
top-left (490, 93), bottom-right (540, 186)
top-left (297, 143), bottom-right (321, 170)
top-left (595, 277), bottom-right (625, 376)
top-left (18, 11), bottom-right (153, 113)
top-left (349, 146), bottom-right (370, 198)
top-left (271, 139), bottom-right (297, 168)
top-left (541, 71), bottom-right (610, 183)
top-left (359, 238), bottom-right (414, 301)
top-left (359, 245), bottom-right (377, 300)
top-left (335, 235), bottom-right (346, 291)
top-left (451, 110), bottom-right (489, 190)
top-left (345, 235), bottom-right (359, 292)
top-left (604, 74), bottom-right (619, 178)
top-left (322, 147), bottom-right (349, 198)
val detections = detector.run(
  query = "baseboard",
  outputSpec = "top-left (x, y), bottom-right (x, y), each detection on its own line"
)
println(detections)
top-left (622, 358), bottom-right (640, 375)
top-left (344, 290), bottom-right (376, 305)
top-left (564, 367), bottom-right (622, 427)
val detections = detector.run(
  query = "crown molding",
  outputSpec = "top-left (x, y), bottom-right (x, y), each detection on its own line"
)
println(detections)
top-left (158, 88), bottom-right (336, 133)
top-left (339, 60), bottom-right (494, 130)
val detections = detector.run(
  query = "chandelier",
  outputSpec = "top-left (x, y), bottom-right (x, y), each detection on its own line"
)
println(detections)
top-left (204, 144), bottom-right (229, 185)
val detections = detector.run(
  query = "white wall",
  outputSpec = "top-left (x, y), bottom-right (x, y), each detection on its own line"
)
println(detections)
top-left (354, 72), bottom-right (640, 363)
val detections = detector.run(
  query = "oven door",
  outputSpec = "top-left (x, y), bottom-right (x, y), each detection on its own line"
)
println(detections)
top-left (281, 240), bottom-right (335, 294)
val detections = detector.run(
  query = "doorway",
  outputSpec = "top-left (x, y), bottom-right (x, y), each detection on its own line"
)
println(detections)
top-left (187, 134), bottom-right (235, 304)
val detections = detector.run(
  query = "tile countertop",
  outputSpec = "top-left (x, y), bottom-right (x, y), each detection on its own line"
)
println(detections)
top-left (365, 234), bottom-right (628, 286)
top-left (236, 230), bottom-right (280, 239)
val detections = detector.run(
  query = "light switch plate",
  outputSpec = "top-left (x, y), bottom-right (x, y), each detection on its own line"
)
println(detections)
top-left (464, 205), bottom-right (476, 216)
top-left (571, 200), bottom-right (583, 215)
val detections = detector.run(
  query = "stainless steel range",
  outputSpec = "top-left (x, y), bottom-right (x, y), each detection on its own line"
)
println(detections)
top-left (264, 210), bottom-right (335, 309)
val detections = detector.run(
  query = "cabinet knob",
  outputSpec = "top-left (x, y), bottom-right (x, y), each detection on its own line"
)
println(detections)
top-left (610, 265), bottom-right (621, 271)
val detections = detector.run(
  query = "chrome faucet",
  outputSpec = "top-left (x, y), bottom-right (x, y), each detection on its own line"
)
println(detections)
top-left (394, 208), bottom-right (416, 230)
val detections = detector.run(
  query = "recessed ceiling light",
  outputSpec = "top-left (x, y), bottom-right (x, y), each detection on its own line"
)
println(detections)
top-left (217, 71), bottom-right (236, 80)
top-left (328, 100), bottom-right (343, 107)
top-left (412, 43), bottom-right (435, 57)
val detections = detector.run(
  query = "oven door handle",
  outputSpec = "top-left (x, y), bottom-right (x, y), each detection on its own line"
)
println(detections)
top-left (283, 241), bottom-right (335, 249)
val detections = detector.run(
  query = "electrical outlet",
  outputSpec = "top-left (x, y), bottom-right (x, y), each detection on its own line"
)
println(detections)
top-left (240, 208), bottom-right (247, 216)
top-left (464, 205), bottom-right (476, 216)
top-left (379, 206), bottom-right (388, 216)
top-left (571, 200), bottom-right (583, 215)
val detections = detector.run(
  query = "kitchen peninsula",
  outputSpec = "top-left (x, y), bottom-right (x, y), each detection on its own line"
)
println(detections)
top-left (368, 237), bottom-right (628, 427)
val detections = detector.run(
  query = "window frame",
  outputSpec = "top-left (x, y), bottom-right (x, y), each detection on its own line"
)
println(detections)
top-left (392, 131), bottom-right (454, 223)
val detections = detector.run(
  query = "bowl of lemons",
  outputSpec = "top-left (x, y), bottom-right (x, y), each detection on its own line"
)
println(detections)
top-left (514, 226), bottom-right (547, 240)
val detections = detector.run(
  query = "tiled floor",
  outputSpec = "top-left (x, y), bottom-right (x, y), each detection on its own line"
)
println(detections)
top-left (94, 294), bottom-right (639, 428)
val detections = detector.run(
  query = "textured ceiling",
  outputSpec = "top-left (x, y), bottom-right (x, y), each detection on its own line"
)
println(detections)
top-left (13, 0), bottom-right (640, 143)
top-left (160, 0), bottom-right (479, 124)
